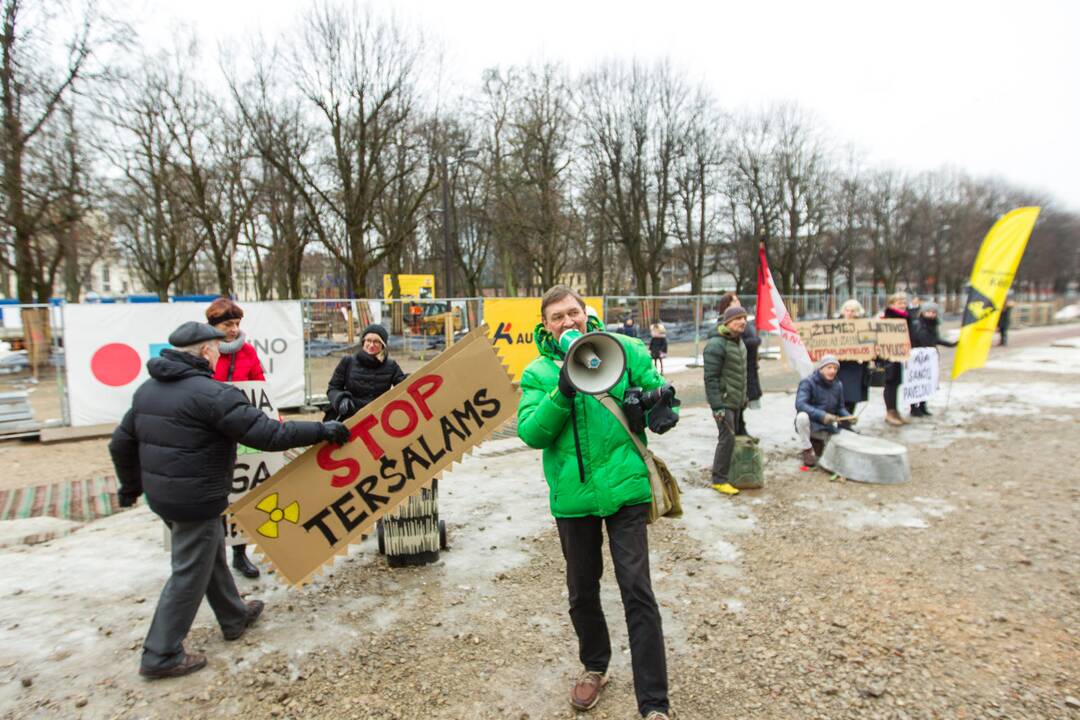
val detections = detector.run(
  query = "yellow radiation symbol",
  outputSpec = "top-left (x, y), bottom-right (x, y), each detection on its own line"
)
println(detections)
top-left (966, 300), bottom-right (994, 323)
top-left (254, 493), bottom-right (300, 539)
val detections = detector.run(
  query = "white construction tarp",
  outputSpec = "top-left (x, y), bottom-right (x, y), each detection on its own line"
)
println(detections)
top-left (64, 301), bottom-right (305, 427)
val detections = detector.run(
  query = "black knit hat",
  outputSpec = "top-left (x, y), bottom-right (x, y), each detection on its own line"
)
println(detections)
top-left (361, 324), bottom-right (389, 347)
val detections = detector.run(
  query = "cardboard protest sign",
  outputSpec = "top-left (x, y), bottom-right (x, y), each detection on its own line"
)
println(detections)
top-left (793, 318), bottom-right (911, 362)
top-left (227, 327), bottom-right (519, 587)
top-left (226, 382), bottom-right (286, 546)
top-left (484, 297), bottom-right (605, 382)
top-left (900, 347), bottom-right (940, 405)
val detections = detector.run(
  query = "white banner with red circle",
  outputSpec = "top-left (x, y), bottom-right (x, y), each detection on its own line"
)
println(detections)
top-left (64, 301), bottom-right (305, 427)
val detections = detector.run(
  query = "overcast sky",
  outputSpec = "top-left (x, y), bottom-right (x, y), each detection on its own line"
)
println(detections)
top-left (134, 0), bottom-right (1080, 210)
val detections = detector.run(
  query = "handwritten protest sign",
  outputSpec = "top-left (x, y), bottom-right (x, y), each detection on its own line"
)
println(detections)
top-left (227, 327), bottom-right (519, 587)
top-left (900, 347), bottom-right (940, 405)
top-left (793, 318), bottom-right (911, 362)
top-left (226, 382), bottom-right (286, 546)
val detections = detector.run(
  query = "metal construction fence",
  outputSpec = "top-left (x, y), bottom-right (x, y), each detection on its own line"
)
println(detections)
top-left (0, 291), bottom-right (1070, 433)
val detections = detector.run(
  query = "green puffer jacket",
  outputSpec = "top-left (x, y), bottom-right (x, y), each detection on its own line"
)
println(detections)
top-left (703, 324), bottom-right (747, 412)
top-left (517, 316), bottom-right (671, 518)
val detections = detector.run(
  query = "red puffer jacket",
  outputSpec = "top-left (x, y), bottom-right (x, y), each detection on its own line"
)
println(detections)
top-left (212, 342), bottom-right (265, 382)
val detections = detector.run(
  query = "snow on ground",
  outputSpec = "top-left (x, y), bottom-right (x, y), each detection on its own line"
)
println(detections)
top-left (2, 333), bottom-right (1078, 710)
top-left (983, 344), bottom-right (1080, 375)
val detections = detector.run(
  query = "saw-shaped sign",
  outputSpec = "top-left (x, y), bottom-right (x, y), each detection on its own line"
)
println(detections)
top-left (227, 326), bottom-right (520, 587)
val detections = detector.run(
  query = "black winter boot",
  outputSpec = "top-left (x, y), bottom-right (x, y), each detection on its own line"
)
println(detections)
top-left (232, 546), bottom-right (260, 578)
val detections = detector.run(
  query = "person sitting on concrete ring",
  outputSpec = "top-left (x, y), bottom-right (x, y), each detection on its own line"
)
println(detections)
top-left (794, 354), bottom-right (853, 467)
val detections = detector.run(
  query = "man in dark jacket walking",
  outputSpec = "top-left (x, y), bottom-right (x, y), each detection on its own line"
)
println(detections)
top-left (109, 321), bottom-right (350, 679)
top-left (704, 306), bottom-right (748, 495)
top-left (794, 355), bottom-right (851, 466)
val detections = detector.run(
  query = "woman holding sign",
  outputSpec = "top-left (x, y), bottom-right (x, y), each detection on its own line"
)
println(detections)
top-left (836, 299), bottom-right (871, 417)
top-left (880, 292), bottom-right (914, 427)
top-left (207, 297), bottom-right (266, 579)
top-left (909, 302), bottom-right (956, 417)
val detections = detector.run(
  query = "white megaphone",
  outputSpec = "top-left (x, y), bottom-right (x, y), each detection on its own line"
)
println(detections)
top-left (558, 329), bottom-right (627, 395)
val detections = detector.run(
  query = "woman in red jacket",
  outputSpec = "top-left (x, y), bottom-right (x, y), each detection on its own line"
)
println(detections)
top-left (206, 297), bottom-right (265, 578)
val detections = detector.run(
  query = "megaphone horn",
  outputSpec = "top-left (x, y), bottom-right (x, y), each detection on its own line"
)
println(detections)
top-left (559, 330), bottom-right (627, 395)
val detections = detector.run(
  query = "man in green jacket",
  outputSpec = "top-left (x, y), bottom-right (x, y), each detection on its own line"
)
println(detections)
top-left (517, 286), bottom-right (673, 720)
top-left (704, 305), bottom-right (748, 495)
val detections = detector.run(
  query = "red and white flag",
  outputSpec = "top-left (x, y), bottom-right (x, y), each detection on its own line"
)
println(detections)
top-left (756, 243), bottom-right (814, 377)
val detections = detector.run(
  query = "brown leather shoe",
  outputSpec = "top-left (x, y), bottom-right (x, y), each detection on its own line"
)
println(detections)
top-left (223, 600), bottom-right (265, 641)
top-left (139, 652), bottom-right (207, 680)
top-left (570, 670), bottom-right (608, 710)
top-left (800, 448), bottom-right (817, 467)
top-left (884, 410), bottom-right (904, 427)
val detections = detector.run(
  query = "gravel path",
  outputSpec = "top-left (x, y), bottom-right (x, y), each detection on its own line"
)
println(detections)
top-left (2, 329), bottom-right (1079, 720)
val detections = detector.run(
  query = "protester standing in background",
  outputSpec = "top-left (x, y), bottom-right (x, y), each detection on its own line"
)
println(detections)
top-left (324, 324), bottom-right (407, 421)
top-left (881, 292), bottom-right (914, 427)
top-left (909, 302), bottom-right (956, 417)
top-left (649, 323), bottom-right (668, 373)
top-left (619, 316), bottom-right (639, 339)
top-left (997, 294), bottom-right (1015, 346)
top-left (836, 299), bottom-right (870, 417)
top-left (704, 305), bottom-right (748, 496)
top-left (717, 292), bottom-right (761, 435)
top-left (205, 298), bottom-right (265, 579)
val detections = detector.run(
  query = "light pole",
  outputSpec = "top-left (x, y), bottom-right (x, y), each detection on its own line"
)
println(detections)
top-left (440, 152), bottom-right (452, 299)
top-left (439, 147), bottom-right (479, 300)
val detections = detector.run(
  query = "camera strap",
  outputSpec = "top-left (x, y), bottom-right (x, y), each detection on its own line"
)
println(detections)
top-left (598, 394), bottom-right (650, 460)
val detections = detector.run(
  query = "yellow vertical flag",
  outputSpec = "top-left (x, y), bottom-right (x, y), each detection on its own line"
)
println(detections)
top-left (952, 207), bottom-right (1040, 379)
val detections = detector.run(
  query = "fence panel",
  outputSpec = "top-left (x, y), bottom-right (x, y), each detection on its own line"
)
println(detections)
top-left (0, 303), bottom-right (67, 433)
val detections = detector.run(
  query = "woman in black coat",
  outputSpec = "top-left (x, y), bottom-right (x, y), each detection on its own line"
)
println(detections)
top-left (835, 299), bottom-right (870, 416)
top-left (881, 292), bottom-right (915, 427)
top-left (908, 302), bottom-right (956, 417)
top-left (325, 324), bottom-right (407, 421)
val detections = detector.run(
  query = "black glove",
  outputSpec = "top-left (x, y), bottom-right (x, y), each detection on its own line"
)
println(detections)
top-left (647, 387), bottom-right (680, 435)
top-left (557, 362), bottom-right (577, 399)
top-left (335, 394), bottom-right (357, 419)
top-left (321, 421), bottom-right (351, 446)
top-left (118, 492), bottom-right (139, 508)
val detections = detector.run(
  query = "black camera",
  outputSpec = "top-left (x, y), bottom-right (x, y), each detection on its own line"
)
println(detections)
top-left (623, 383), bottom-right (680, 435)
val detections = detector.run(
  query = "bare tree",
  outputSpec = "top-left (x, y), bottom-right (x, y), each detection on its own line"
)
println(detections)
top-left (579, 60), bottom-right (688, 295)
top-left (489, 64), bottom-right (575, 291)
top-left (670, 91), bottom-right (724, 295)
top-left (162, 41), bottom-right (257, 296)
top-left (104, 60), bottom-right (203, 300)
top-left (0, 0), bottom-right (118, 302)
top-left (818, 151), bottom-right (866, 313)
top-left (725, 109), bottom-right (782, 291)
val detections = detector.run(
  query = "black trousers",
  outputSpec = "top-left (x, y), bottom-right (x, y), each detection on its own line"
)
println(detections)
top-left (556, 503), bottom-right (669, 717)
top-left (711, 409), bottom-right (740, 484)
top-left (883, 383), bottom-right (899, 411)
